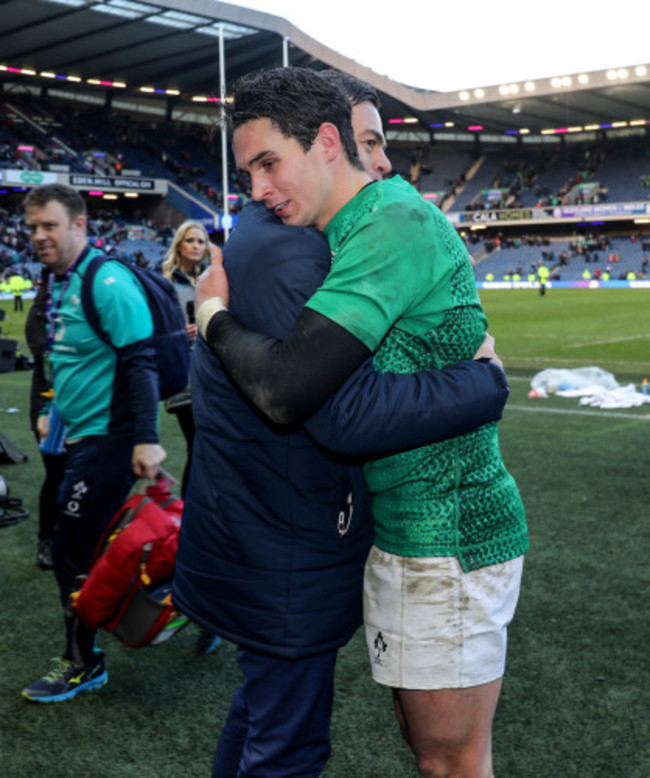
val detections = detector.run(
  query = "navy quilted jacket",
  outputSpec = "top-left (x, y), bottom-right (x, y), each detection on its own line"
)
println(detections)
top-left (173, 203), bottom-right (373, 657)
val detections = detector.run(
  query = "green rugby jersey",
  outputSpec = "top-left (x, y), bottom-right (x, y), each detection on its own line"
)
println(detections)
top-left (307, 177), bottom-right (527, 571)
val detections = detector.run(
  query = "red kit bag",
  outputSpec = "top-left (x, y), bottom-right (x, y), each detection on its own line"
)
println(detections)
top-left (72, 478), bottom-right (189, 648)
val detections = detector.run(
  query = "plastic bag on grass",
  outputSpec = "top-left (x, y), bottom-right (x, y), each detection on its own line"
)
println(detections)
top-left (530, 367), bottom-right (619, 395)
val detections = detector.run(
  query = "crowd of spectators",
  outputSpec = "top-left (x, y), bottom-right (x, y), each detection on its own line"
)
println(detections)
top-left (0, 95), bottom-right (249, 209)
top-left (0, 206), bottom-right (32, 274)
top-left (458, 141), bottom-right (645, 213)
top-left (472, 232), bottom-right (552, 253)
top-left (4, 91), bottom-right (650, 221)
top-left (0, 204), bottom-right (177, 290)
top-left (464, 153), bottom-right (551, 212)
top-left (2, 93), bottom-right (650, 288)
top-left (0, 139), bottom-right (31, 171)
top-left (474, 228), bottom-right (650, 282)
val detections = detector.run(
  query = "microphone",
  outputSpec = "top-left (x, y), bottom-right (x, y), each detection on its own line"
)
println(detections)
top-left (186, 300), bottom-right (195, 324)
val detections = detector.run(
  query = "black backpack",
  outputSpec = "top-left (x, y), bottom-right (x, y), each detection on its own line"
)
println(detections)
top-left (80, 252), bottom-right (190, 400)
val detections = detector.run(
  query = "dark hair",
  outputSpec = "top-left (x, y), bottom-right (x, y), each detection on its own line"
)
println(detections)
top-left (226, 67), bottom-right (362, 170)
top-left (23, 183), bottom-right (86, 222)
top-left (319, 70), bottom-right (382, 111)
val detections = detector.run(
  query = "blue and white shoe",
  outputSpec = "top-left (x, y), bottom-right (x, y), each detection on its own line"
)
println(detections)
top-left (22, 654), bottom-right (108, 703)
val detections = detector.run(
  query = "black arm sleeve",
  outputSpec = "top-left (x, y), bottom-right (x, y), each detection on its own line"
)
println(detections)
top-left (204, 307), bottom-right (371, 424)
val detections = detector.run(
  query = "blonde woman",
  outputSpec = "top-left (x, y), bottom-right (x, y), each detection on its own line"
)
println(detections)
top-left (161, 221), bottom-right (211, 499)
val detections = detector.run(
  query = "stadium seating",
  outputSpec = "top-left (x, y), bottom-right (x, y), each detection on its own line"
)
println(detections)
top-left (448, 153), bottom-right (509, 212)
top-left (1, 92), bottom-right (649, 280)
top-left (473, 235), bottom-right (650, 281)
top-left (595, 146), bottom-right (650, 204)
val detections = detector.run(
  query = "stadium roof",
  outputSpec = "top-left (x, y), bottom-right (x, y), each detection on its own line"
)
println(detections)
top-left (2, 0), bottom-right (650, 137)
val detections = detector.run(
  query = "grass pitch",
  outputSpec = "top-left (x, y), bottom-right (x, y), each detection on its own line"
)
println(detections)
top-left (1, 293), bottom-right (649, 777)
top-left (481, 287), bottom-right (650, 379)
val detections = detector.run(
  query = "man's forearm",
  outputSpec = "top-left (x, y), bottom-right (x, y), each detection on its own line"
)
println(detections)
top-left (304, 359), bottom-right (509, 456)
top-left (118, 340), bottom-right (159, 443)
top-left (202, 307), bottom-right (370, 424)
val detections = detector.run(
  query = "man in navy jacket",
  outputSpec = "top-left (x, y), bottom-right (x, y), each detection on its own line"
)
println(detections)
top-left (173, 78), bottom-right (508, 777)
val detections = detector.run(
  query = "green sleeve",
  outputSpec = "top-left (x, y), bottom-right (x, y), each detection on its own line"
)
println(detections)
top-left (92, 262), bottom-right (153, 347)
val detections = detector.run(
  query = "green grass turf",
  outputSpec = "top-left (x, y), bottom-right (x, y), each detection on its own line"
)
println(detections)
top-left (0, 300), bottom-right (30, 353)
top-left (1, 293), bottom-right (649, 776)
top-left (480, 287), bottom-right (650, 379)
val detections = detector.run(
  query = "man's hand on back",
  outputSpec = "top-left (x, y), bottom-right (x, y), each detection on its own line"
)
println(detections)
top-left (196, 244), bottom-right (229, 309)
top-left (473, 333), bottom-right (503, 370)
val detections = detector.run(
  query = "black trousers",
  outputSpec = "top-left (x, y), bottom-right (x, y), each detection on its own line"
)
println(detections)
top-left (52, 434), bottom-right (135, 663)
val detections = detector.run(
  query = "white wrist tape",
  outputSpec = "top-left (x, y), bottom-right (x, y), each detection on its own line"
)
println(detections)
top-left (197, 296), bottom-right (228, 339)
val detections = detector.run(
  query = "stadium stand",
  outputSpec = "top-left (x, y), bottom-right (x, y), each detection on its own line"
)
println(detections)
top-left (448, 152), bottom-right (510, 212)
top-left (473, 240), bottom-right (572, 281)
top-left (387, 146), bottom-right (475, 203)
top-left (1, 65), bottom-right (649, 288)
top-left (595, 144), bottom-right (650, 204)
top-left (472, 232), bottom-right (650, 282)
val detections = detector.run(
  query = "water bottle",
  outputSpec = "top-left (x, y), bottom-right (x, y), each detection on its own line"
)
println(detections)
top-left (39, 404), bottom-right (67, 455)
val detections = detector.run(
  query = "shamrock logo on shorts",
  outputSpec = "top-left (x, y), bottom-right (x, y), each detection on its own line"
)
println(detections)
top-left (373, 631), bottom-right (387, 665)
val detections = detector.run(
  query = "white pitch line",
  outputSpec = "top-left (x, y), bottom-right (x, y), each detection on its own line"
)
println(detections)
top-left (506, 404), bottom-right (650, 421)
top-left (567, 334), bottom-right (650, 348)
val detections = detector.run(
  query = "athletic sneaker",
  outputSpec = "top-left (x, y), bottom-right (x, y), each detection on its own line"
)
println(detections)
top-left (196, 629), bottom-right (222, 655)
top-left (22, 654), bottom-right (108, 703)
top-left (36, 539), bottom-right (53, 570)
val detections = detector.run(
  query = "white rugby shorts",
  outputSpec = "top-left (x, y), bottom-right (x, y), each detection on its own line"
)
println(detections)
top-left (363, 547), bottom-right (524, 689)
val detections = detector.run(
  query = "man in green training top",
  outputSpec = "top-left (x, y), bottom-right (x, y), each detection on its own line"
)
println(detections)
top-left (21, 184), bottom-right (165, 704)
